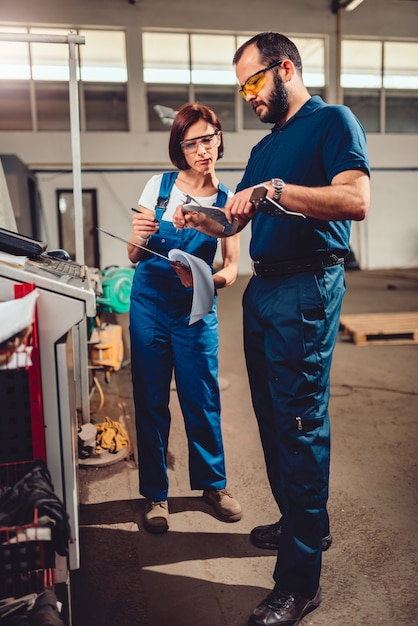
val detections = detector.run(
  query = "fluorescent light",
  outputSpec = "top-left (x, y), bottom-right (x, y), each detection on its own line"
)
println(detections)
top-left (345, 0), bottom-right (365, 11)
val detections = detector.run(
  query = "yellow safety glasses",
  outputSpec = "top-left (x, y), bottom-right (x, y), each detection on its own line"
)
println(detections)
top-left (239, 60), bottom-right (283, 99)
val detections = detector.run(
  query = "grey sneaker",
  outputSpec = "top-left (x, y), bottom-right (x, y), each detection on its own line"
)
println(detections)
top-left (144, 500), bottom-right (169, 534)
top-left (203, 488), bottom-right (242, 522)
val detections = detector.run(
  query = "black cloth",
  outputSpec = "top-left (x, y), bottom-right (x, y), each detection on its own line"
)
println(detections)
top-left (0, 460), bottom-right (71, 556)
top-left (0, 589), bottom-right (64, 626)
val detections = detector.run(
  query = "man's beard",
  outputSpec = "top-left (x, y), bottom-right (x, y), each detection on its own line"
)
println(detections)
top-left (256, 74), bottom-right (289, 124)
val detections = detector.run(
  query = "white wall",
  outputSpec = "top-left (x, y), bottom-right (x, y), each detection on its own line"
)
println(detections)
top-left (1, 0), bottom-right (417, 271)
top-left (360, 135), bottom-right (418, 269)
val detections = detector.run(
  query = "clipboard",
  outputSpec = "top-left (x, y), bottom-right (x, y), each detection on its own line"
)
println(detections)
top-left (250, 185), bottom-right (306, 219)
top-left (97, 227), bottom-right (214, 324)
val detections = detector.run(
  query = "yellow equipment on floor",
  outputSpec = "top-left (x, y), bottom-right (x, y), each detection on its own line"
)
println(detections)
top-left (88, 322), bottom-right (124, 413)
top-left (89, 323), bottom-right (124, 372)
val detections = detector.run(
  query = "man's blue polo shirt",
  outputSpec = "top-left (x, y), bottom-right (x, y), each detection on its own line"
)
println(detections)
top-left (236, 96), bottom-right (370, 263)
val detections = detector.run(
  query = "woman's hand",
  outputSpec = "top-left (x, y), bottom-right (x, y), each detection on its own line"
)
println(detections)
top-left (171, 262), bottom-right (193, 287)
top-left (172, 204), bottom-right (225, 238)
top-left (172, 205), bottom-right (206, 230)
top-left (127, 206), bottom-right (159, 263)
top-left (132, 207), bottom-right (159, 242)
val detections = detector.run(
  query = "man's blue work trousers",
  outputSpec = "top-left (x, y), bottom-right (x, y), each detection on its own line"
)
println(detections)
top-left (243, 264), bottom-right (346, 595)
top-left (130, 272), bottom-right (227, 502)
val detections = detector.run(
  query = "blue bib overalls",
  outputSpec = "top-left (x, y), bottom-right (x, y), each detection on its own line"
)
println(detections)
top-left (129, 172), bottom-right (230, 501)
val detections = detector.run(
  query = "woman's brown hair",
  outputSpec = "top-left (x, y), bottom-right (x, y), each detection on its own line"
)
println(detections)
top-left (169, 103), bottom-right (224, 170)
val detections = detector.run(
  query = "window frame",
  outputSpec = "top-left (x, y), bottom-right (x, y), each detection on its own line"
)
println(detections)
top-left (341, 37), bottom-right (418, 134)
top-left (0, 26), bottom-right (129, 132)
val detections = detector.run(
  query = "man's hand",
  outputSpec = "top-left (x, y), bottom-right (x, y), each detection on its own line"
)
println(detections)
top-left (224, 187), bottom-right (258, 225)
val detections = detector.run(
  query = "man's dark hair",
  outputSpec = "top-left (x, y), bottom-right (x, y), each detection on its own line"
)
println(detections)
top-left (169, 103), bottom-right (224, 170)
top-left (233, 32), bottom-right (303, 75)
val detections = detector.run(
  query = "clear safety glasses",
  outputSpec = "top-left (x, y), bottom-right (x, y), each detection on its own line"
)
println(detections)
top-left (180, 130), bottom-right (221, 154)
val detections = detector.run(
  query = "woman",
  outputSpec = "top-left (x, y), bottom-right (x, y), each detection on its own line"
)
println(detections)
top-left (128, 103), bottom-right (241, 534)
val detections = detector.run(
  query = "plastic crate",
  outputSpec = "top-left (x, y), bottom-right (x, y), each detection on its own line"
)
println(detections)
top-left (0, 507), bottom-right (55, 599)
top-left (0, 287), bottom-right (56, 601)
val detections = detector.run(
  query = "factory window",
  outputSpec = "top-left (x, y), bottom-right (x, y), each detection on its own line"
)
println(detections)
top-left (342, 39), bottom-right (418, 133)
top-left (0, 27), bottom-right (128, 131)
top-left (143, 32), bottom-right (237, 131)
top-left (0, 81), bottom-right (32, 131)
top-left (143, 32), bottom-right (325, 132)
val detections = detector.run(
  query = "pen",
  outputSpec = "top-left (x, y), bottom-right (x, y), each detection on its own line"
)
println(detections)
top-left (131, 207), bottom-right (158, 222)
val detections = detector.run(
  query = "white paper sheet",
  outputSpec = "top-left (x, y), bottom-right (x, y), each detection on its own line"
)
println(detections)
top-left (0, 251), bottom-right (28, 266)
top-left (168, 249), bottom-right (215, 325)
top-left (0, 289), bottom-right (39, 343)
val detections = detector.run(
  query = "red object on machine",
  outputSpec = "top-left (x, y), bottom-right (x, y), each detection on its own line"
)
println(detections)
top-left (13, 282), bottom-right (46, 462)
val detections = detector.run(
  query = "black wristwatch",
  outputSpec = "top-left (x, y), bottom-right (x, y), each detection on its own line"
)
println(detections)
top-left (270, 178), bottom-right (285, 203)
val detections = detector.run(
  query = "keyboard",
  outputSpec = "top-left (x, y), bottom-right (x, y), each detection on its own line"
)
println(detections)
top-left (27, 255), bottom-right (87, 279)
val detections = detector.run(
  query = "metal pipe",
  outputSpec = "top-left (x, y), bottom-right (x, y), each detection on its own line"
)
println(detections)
top-left (68, 35), bottom-right (85, 264)
top-left (0, 32), bottom-right (84, 44)
top-left (335, 8), bottom-right (343, 104)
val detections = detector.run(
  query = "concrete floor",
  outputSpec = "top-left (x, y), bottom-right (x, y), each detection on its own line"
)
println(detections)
top-left (71, 269), bottom-right (418, 626)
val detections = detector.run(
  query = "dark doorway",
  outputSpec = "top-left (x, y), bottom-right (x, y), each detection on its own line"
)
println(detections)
top-left (56, 189), bottom-right (99, 267)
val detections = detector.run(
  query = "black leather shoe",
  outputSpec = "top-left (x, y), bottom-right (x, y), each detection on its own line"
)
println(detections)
top-left (248, 587), bottom-right (321, 626)
top-left (250, 519), bottom-right (333, 551)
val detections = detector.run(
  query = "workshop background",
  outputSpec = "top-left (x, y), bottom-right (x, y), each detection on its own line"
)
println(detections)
top-left (0, 1), bottom-right (417, 625)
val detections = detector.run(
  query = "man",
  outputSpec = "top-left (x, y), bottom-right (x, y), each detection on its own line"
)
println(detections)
top-left (174, 32), bottom-right (370, 626)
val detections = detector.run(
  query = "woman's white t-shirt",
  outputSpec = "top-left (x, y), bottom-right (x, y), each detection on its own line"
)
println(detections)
top-left (138, 173), bottom-right (231, 222)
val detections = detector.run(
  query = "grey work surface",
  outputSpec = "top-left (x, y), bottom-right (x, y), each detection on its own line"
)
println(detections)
top-left (72, 269), bottom-right (418, 626)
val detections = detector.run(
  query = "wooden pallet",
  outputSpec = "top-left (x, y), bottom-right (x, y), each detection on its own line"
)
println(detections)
top-left (339, 312), bottom-right (418, 346)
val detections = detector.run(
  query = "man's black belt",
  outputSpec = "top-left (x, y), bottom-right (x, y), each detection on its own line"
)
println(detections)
top-left (252, 253), bottom-right (345, 278)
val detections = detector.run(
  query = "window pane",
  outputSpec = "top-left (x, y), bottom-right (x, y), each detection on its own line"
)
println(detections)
top-left (84, 83), bottom-right (128, 130)
top-left (236, 35), bottom-right (324, 87)
top-left (190, 35), bottom-right (236, 85)
top-left (194, 86), bottom-right (236, 131)
top-left (384, 42), bottom-right (418, 88)
top-left (79, 30), bottom-right (127, 82)
top-left (293, 38), bottom-right (325, 87)
top-left (146, 84), bottom-right (189, 130)
top-left (343, 89), bottom-right (380, 132)
top-left (143, 33), bottom-right (190, 84)
top-left (342, 40), bottom-right (382, 88)
top-left (35, 81), bottom-right (70, 130)
top-left (386, 90), bottom-right (418, 133)
top-left (309, 87), bottom-right (325, 99)
top-left (237, 35), bottom-right (257, 49)
top-left (0, 27), bottom-right (30, 79)
top-left (30, 28), bottom-right (71, 81)
top-left (0, 81), bottom-right (32, 130)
